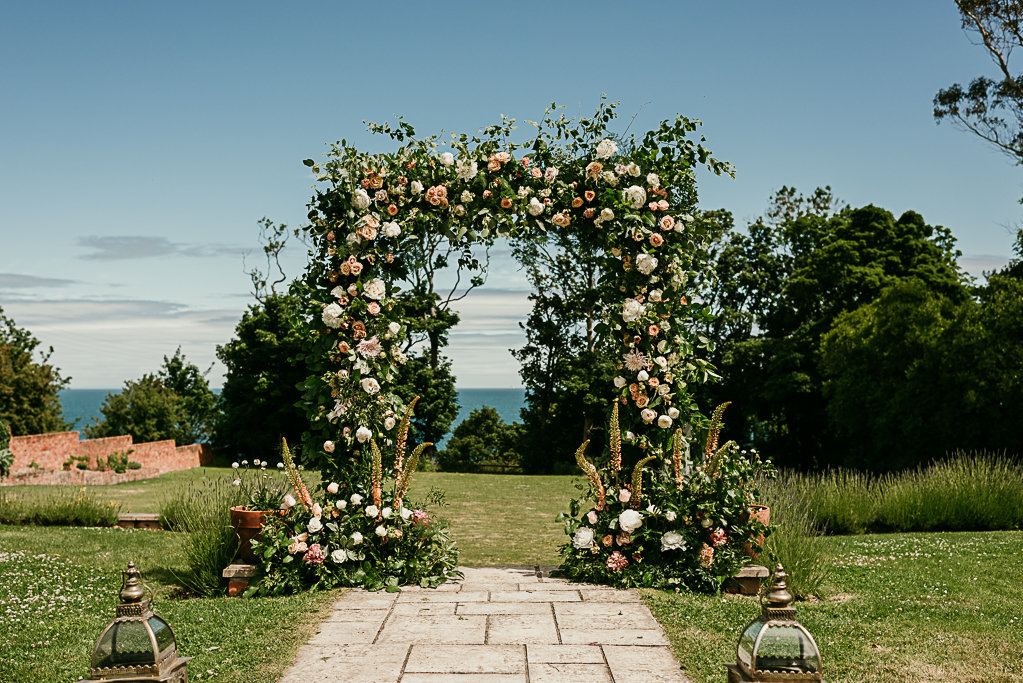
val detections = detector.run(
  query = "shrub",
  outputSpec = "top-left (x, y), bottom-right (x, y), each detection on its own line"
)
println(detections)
top-left (434, 406), bottom-right (524, 473)
top-left (758, 475), bottom-right (833, 598)
top-left (0, 487), bottom-right (120, 526)
top-left (0, 418), bottom-right (12, 479)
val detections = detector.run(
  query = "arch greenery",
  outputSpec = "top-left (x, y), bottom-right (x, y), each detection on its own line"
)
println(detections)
top-left (271, 101), bottom-right (772, 591)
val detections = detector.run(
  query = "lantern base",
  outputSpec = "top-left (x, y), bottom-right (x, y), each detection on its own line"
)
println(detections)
top-left (84, 655), bottom-right (191, 682)
top-left (725, 662), bottom-right (827, 682)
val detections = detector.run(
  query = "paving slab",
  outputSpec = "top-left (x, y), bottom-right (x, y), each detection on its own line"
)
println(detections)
top-left (277, 566), bottom-right (688, 682)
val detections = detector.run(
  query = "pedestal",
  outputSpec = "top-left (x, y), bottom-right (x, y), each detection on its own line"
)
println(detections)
top-left (222, 563), bottom-right (258, 596)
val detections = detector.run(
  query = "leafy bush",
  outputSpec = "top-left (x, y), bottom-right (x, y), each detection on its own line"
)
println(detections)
top-left (434, 406), bottom-right (523, 473)
top-left (758, 475), bottom-right (833, 598)
top-left (0, 487), bottom-right (120, 526)
top-left (0, 418), bottom-right (12, 479)
top-left (160, 477), bottom-right (247, 597)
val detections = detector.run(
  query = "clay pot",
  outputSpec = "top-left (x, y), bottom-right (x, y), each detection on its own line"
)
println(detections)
top-left (742, 504), bottom-right (770, 559)
top-left (229, 506), bottom-right (279, 564)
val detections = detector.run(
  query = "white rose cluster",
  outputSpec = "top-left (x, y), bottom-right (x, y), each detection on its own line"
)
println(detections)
top-left (438, 152), bottom-right (454, 166)
top-left (321, 302), bottom-right (345, 328)
top-left (595, 138), bottom-right (618, 159)
top-left (352, 188), bottom-right (371, 210)
top-left (382, 221), bottom-right (401, 238)
top-left (635, 253), bottom-right (658, 275)
top-left (623, 185), bottom-right (646, 209)
top-left (622, 298), bottom-right (645, 323)
top-left (362, 278), bottom-right (386, 300)
top-left (456, 158), bottom-right (478, 180)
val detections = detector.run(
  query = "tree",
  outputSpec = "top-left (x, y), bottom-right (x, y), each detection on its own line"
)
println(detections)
top-left (391, 355), bottom-right (459, 446)
top-left (934, 1), bottom-right (1023, 164)
top-left (216, 294), bottom-right (309, 460)
top-left (86, 350), bottom-right (217, 444)
top-left (701, 189), bottom-right (970, 469)
top-left (0, 305), bottom-right (70, 435)
top-left (434, 406), bottom-right (524, 472)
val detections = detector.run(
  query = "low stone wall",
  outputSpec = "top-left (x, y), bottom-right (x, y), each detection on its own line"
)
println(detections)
top-left (176, 442), bottom-right (215, 467)
top-left (10, 431), bottom-right (79, 470)
top-left (75, 435), bottom-right (134, 468)
top-left (2, 466), bottom-right (162, 487)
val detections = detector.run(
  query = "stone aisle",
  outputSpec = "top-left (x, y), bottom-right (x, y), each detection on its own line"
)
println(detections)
top-left (279, 566), bottom-right (690, 682)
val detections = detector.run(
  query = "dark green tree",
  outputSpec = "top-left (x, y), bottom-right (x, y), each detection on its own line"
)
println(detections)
top-left (391, 354), bottom-right (459, 446)
top-left (701, 188), bottom-right (970, 468)
top-left (934, 1), bottom-right (1023, 165)
top-left (0, 305), bottom-right (70, 435)
top-left (435, 406), bottom-right (524, 472)
top-left (86, 350), bottom-right (216, 444)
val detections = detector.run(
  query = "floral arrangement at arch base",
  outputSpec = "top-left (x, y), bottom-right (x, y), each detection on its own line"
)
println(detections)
top-left (248, 399), bottom-right (460, 595)
top-left (558, 402), bottom-right (774, 592)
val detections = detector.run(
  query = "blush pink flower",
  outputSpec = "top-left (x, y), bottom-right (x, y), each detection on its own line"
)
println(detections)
top-left (618, 488), bottom-right (631, 503)
top-left (587, 510), bottom-right (598, 524)
top-left (357, 336), bottom-right (383, 358)
top-left (303, 543), bottom-right (326, 564)
top-left (699, 543), bottom-right (715, 567)
top-left (367, 302), bottom-right (381, 316)
top-left (607, 551), bottom-right (629, 571)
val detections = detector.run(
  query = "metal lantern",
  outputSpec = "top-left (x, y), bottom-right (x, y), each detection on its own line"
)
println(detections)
top-left (725, 564), bottom-right (824, 682)
top-left (85, 561), bottom-right (191, 682)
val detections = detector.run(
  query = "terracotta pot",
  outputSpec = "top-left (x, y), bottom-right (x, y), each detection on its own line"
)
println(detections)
top-left (229, 506), bottom-right (279, 564)
top-left (742, 504), bottom-right (770, 559)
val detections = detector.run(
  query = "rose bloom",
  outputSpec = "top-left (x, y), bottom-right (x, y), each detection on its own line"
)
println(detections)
top-left (661, 532), bottom-right (686, 552)
top-left (355, 426), bottom-right (372, 443)
top-left (619, 509), bottom-right (643, 533)
top-left (587, 510), bottom-right (598, 524)
top-left (360, 377), bottom-right (381, 394)
top-left (658, 415), bottom-right (673, 429)
top-left (351, 531), bottom-right (363, 545)
top-left (618, 488), bottom-right (631, 503)
top-left (363, 278), bottom-right (386, 300)
top-left (648, 324), bottom-right (660, 337)
top-left (366, 302), bottom-right (381, 316)
top-left (283, 493), bottom-right (297, 508)
top-left (324, 441), bottom-right (336, 454)
top-left (572, 197), bottom-right (584, 208)
top-left (552, 212), bottom-right (571, 227)
top-left (600, 208), bottom-right (614, 221)
top-left (572, 526), bottom-right (596, 549)
top-left (530, 167), bottom-right (542, 178)
top-left (634, 394), bottom-right (650, 408)
top-left (348, 257), bottom-right (363, 276)
top-left (595, 138), bottom-right (618, 159)
top-left (501, 197), bottom-right (513, 209)
top-left (649, 233), bottom-right (664, 248)
top-left (635, 253), bottom-right (658, 275)
top-left (648, 201), bottom-right (660, 212)
top-left (365, 504), bottom-right (380, 517)
top-left (710, 527), bottom-right (728, 547)
top-left (312, 502), bottom-right (322, 518)
top-left (606, 551), bottom-right (629, 571)
top-left (439, 151), bottom-right (454, 166)
top-left (602, 534), bottom-right (613, 547)
top-left (327, 481), bottom-right (339, 494)
top-left (616, 532), bottom-right (633, 546)
top-left (357, 221), bottom-right (378, 242)
top-left (583, 208), bottom-right (595, 219)
top-left (660, 216), bottom-right (675, 231)
top-left (699, 543), bottom-right (715, 567)
top-left (641, 408), bottom-right (657, 423)
top-left (375, 525), bottom-right (387, 537)
top-left (585, 161), bottom-right (603, 179)
top-left (613, 376), bottom-right (626, 388)
top-left (658, 199), bottom-right (669, 211)
top-left (331, 548), bottom-right (347, 563)
top-left (412, 509), bottom-right (430, 527)
top-left (352, 188), bottom-right (371, 210)
top-left (584, 190), bottom-right (596, 202)
top-left (307, 517), bottom-right (323, 534)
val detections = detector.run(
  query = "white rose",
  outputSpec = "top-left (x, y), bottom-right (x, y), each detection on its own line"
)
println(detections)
top-left (375, 525), bottom-right (387, 537)
top-left (658, 384), bottom-right (671, 396)
top-left (456, 159), bottom-right (478, 180)
top-left (658, 415), bottom-right (673, 429)
top-left (350, 493), bottom-right (364, 505)
top-left (360, 377), bottom-right (381, 395)
top-left (410, 180), bottom-right (424, 194)
top-left (681, 213), bottom-right (695, 222)
top-left (355, 426), bottom-right (373, 443)
top-left (327, 481), bottom-right (339, 494)
top-left (647, 173), bottom-right (661, 188)
top-left (363, 278), bottom-right (386, 300)
top-left (381, 507), bottom-right (392, 519)
top-left (283, 493), bottom-right (296, 508)
top-left (613, 376), bottom-right (626, 388)
top-left (331, 548), bottom-right (347, 563)
top-left (321, 302), bottom-right (345, 328)
top-left (627, 162), bottom-right (642, 177)
top-left (622, 298), bottom-right (646, 323)
top-left (635, 253), bottom-right (658, 275)
top-left (330, 285), bottom-right (347, 299)
top-left (527, 197), bottom-right (544, 216)
top-left (649, 289), bottom-right (663, 303)
top-left (382, 221), bottom-right (401, 238)
top-left (461, 190), bottom-right (473, 203)
top-left (384, 417), bottom-right (396, 430)
top-left (601, 170), bottom-right (618, 186)
top-left (641, 408), bottom-right (657, 423)
top-left (623, 431), bottom-right (635, 442)
top-left (668, 407), bottom-right (680, 420)
top-left (335, 499), bottom-right (347, 510)
top-left (665, 510), bottom-right (677, 522)
top-left (646, 504), bottom-right (661, 515)
top-left (655, 355), bottom-right (668, 368)
top-left (352, 188), bottom-right (371, 210)
top-left (387, 322), bottom-right (401, 335)
top-left (439, 152), bottom-right (454, 166)
top-left (324, 441), bottom-right (336, 454)
top-left (600, 208), bottom-right (614, 221)
top-left (400, 507), bottom-right (413, 520)
top-left (619, 509), bottom-right (643, 533)
top-left (307, 517), bottom-right (323, 534)
top-left (572, 526), bottom-right (596, 549)
top-left (637, 370), bottom-right (649, 381)
top-left (365, 505), bottom-right (380, 517)
top-left (351, 531), bottom-right (363, 544)
top-left (623, 185), bottom-right (647, 209)
top-left (661, 531), bottom-right (686, 551)
top-left (595, 138), bottom-right (618, 159)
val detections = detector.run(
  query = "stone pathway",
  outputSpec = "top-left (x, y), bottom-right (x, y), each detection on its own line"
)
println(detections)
top-left (279, 566), bottom-right (690, 682)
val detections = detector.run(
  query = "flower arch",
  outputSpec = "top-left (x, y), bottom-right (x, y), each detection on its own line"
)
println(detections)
top-left (297, 102), bottom-right (733, 490)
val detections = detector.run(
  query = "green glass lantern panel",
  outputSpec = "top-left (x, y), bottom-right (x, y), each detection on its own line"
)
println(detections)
top-left (737, 620), bottom-right (765, 668)
top-left (148, 616), bottom-right (175, 653)
top-left (93, 620), bottom-right (155, 668)
top-left (753, 624), bottom-right (819, 673)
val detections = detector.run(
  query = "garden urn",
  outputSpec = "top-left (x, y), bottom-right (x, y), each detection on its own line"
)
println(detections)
top-left (230, 505), bottom-right (277, 564)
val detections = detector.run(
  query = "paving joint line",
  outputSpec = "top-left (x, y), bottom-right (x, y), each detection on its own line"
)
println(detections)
top-left (396, 642), bottom-right (413, 681)
top-left (601, 644), bottom-right (617, 683)
top-left (370, 591), bottom-right (400, 645)
top-left (549, 600), bottom-right (563, 645)
top-left (523, 643), bottom-right (531, 683)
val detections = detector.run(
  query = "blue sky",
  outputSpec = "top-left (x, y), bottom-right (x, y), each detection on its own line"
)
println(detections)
top-left (1, 1), bottom-right (1019, 388)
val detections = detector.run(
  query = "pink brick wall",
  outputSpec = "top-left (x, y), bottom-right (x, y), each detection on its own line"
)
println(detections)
top-left (76, 435), bottom-right (133, 468)
top-left (131, 440), bottom-right (178, 472)
top-left (175, 443), bottom-right (214, 467)
top-left (10, 431), bottom-right (80, 470)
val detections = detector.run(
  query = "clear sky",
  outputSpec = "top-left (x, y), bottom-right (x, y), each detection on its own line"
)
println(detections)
top-left (1, 1), bottom-right (1019, 389)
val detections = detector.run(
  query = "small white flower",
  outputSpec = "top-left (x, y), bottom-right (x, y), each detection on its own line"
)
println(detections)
top-left (321, 302), bottom-right (345, 328)
top-left (360, 378), bottom-right (381, 395)
top-left (307, 517), bottom-right (323, 534)
top-left (600, 208), bottom-right (614, 221)
top-left (277, 462), bottom-right (284, 469)
top-left (400, 507), bottom-right (413, 520)
top-left (331, 548), bottom-right (347, 563)
top-left (363, 278), bottom-right (386, 300)
top-left (661, 531), bottom-right (686, 551)
top-left (595, 138), bottom-right (618, 159)
top-left (232, 478), bottom-right (241, 486)
top-left (649, 289), bottom-right (663, 303)
top-left (384, 417), bottom-right (396, 430)
top-left (627, 162), bottom-right (642, 177)
top-left (681, 213), bottom-right (695, 222)
top-left (350, 493), bottom-right (364, 505)
top-left (352, 188), bottom-right (371, 210)
top-left (658, 384), bottom-right (671, 396)
top-left (646, 503), bottom-right (661, 515)
top-left (323, 440), bottom-right (335, 453)
top-left (410, 180), bottom-right (424, 194)
top-left (231, 462), bottom-right (239, 469)
top-left (665, 510), bottom-right (678, 522)
top-left (356, 426), bottom-right (373, 443)
top-left (351, 531), bottom-right (363, 544)
top-left (619, 509), bottom-right (643, 533)
top-left (668, 407), bottom-right (680, 420)
top-left (635, 253), bottom-right (658, 275)
top-left (456, 158), bottom-right (478, 180)
top-left (527, 197), bottom-right (544, 216)
top-left (623, 431), bottom-right (635, 442)
top-left (375, 525), bottom-right (387, 537)
top-left (572, 526), bottom-right (596, 549)
top-left (335, 499), bottom-right (347, 510)
top-left (601, 170), bottom-right (618, 186)
top-left (461, 190), bottom-right (473, 203)
top-left (641, 408), bottom-right (657, 423)
top-left (637, 370), bottom-right (649, 382)
top-left (622, 298), bottom-right (646, 323)
top-left (387, 321), bottom-right (401, 336)
top-left (382, 221), bottom-right (401, 238)
top-left (658, 415), bottom-right (673, 429)
top-left (283, 493), bottom-right (297, 508)
top-left (439, 152), bottom-right (454, 166)
top-left (327, 482), bottom-right (339, 494)
top-left (365, 505), bottom-right (380, 517)
top-left (623, 185), bottom-right (647, 209)
top-left (381, 507), bottom-right (392, 519)
top-left (241, 459), bottom-right (248, 466)
top-left (613, 376), bottom-right (626, 388)
top-left (646, 173), bottom-right (661, 187)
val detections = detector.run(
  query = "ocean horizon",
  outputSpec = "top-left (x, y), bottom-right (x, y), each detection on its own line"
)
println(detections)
top-left (59, 388), bottom-right (527, 441)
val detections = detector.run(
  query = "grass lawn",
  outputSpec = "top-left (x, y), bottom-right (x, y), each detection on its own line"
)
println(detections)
top-left (2, 469), bottom-right (1021, 682)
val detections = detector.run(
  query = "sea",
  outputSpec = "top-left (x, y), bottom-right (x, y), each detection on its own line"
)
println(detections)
top-left (59, 388), bottom-right (526, 443)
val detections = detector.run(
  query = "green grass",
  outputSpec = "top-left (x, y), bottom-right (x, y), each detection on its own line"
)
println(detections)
top-left (644, 530), bottom-right (1023, 683)
top-left (0, 525), bottom-right (339, 682)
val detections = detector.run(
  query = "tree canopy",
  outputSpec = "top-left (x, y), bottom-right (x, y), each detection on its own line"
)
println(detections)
top-left (0, 306), bottom-right (70, 435)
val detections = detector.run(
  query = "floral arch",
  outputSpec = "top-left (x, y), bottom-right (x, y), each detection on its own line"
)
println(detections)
top-left (240, 102), bottom-right (777, 593)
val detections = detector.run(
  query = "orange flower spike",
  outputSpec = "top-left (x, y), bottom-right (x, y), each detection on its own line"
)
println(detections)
top-left (370, 440), bottom-right (384, 509)
top-left (574, 440), bottom-right (605, 510)
top-left (630, 455), bottom-right (658, 509)
top-left (394, 396), bottom-right (420, 478)
top-left (705, 402), bottom-right (731, 456)
top-left (609, 402), bottom-right (623, 475)
top-left (672, 428), bottom-right (686, 489)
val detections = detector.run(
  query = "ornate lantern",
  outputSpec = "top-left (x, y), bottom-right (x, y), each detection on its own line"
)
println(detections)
top-left (85, 562), bottom-right (191, 682)
top-left (725, 564), bottom-right (824, 682)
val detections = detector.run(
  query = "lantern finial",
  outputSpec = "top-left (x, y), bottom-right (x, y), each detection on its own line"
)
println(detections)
top-left (763, 563), bottom-right (794, 609)
top-left (119, 561), bottom-right (146, 604)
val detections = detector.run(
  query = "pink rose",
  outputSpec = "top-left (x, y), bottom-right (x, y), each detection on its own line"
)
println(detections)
top-left (367, 302), bottom-right (381, 315)
top-left (660, 216), bottom-right (675, 231)
top-left (658, 199), bottom-right (669, 211)
top-left (649, 233), bottom-right (664, 247)
top-left (587, 510), bottom-right (598, 524)
top-left (606, 551), bottom-right (629, 571)
top-left (619, 488), bottom-right (631, 503)
top-left (531, 167), bottom-right (541, 178)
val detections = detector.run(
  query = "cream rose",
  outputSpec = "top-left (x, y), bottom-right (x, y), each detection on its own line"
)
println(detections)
top-left (658, 415), bottom-right (673, 429)
top-left (365, 504), bottom-right (380, 517)
top-left (613, 376), bottom-right (626, 388)
top-left (635, 253), bottom-right (658, 275)
top-left (439, 152), bottom-right (454, 166)
top-left (527, 197), bottom-right (544, 216)
top-left (661, 531), bottom-right (686, 551)
top-left (572, 526), bottom-right (596, 549)
top-left (641, 408), bottom-right (657, 423)
top-left (323, 440), bottom-right (336, 453)
top-left (382, 221), bottom-right (401, 238)
top-left (456, 159), bottom-right (478, 180)
top-left (618, 509), bottom-right (643, 533)
top-left (595, 138), bottom-right (618, 159)
top-left (360, 378), bottom-right (380, 395)
top-left (307, 517), bottom-right (323, 534)
top-left (623, 185), bottom-right (647, 209)
top-left (355, 426), bottom-right (373, 443)
top-left (351, 531), bottom-right (363, 544)
top-left (352, 188), bottom-right (371, 210)
top-left (331, 548), bottom-right (347, 563)
top-left (363, 278), bottom-right (386, 300)
top-left (622, 298), bottom-right (645, 323)
top-left (321, 302), bottom-right (344, 328)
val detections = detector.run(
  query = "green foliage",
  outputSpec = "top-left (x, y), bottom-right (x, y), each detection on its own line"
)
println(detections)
top-left (94, 449), bottom-right (139, 474)
top-left (216, 293), bottom-right (309, 461)
top-left (0, 487), bottom-right (120, 526)
top-left (160, 477), bottom-right (246, 596)
top-left (434, 406), bottom-right (524, 472)
top-left (0, 418), bottom-right (12, 478)
top-left (701, 188), bottom-right (970, 469)
top-left (85, 348), bottom-right (218, 444)
top-left (230, 458), bottom-right (289, 511)
top-left (757, 474), bottom-right (833, 598)
top-left (0, 305), bottom-right (70, 436)
top-left (391, 354), bottom-right (459, 446)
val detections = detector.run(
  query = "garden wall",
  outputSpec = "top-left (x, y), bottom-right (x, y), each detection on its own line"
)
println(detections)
top-left (5, 431), bottom-right (211, 485)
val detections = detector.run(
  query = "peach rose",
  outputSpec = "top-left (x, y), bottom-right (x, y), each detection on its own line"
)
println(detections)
top-left (501, 197), bottom-right (513, 209)
top-left (660, 215), bottom-right (675, 231)
top-left (584, 190), bottom-right (595, 202)
top-left (649, 233), bottom-right (664, 247)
